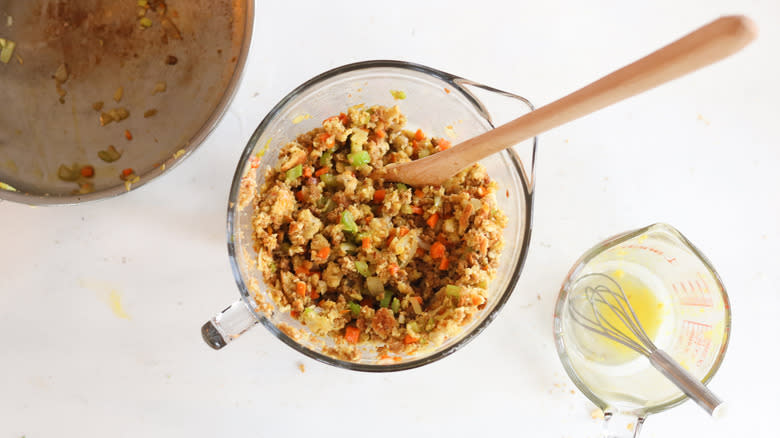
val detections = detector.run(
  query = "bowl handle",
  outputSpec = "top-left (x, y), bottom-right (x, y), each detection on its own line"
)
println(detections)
top-left (201, 300), bottom-right (258, 350)
top-left (451, 77), bottom-right (537, 193)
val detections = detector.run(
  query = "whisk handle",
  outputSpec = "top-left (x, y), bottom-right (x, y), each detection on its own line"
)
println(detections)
top-left (649, 349), bottom-right (725, 417)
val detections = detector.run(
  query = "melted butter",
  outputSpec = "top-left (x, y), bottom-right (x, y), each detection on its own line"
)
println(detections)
top-left (573, 270), bottom-right (665, 365)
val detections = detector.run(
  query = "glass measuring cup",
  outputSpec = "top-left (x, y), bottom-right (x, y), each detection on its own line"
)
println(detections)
top-left (554, 223), bottom-right (731, 437)
top-left (200, 60), bottom-right (538, 371)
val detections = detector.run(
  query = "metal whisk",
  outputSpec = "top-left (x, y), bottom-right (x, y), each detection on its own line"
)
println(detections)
top-left (568, 273), bottom-right (725, 417)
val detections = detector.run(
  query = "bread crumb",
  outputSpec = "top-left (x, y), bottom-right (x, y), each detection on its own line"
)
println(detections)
top-left (591, 408), bottom-right (604, 420)
top-left (298, 363), bottom-right (305, 373)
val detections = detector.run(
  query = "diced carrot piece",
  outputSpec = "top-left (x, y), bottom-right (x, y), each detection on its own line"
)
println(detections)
top-left (318, 133), bottom-right (334, 148)
top-left (310, 290), bottom-right (320, 299)
top-left (476, 187), bottom-right (487, 197)
top-left (295, 265), bottom-right (310, 276)
top-left (80, 165), bottom-right (95, 178)
top-left (295, 190), bottom-right (304, 202)
top-left (426, 213), bottom-right (440, 228)
top-left (296, 281), bottom-right (306, 297)
top-left (290, 310), bottom-right (300, 318)
top-left (338, 112), bottom-right (349, 124)
top-left (303, 166), bottom-right (313, 177)
top-left (389, 264), bottom-right (399, 276)
top-left (430, 241), bottom-right (446, 259)
top-left (444, 88), bottom-right (451, 94)
top-left (414, 189), bottom-right (423, 198)
top-left (414, 129), bottom-right (425, 141)
top-left (121, 168), bottom-right (134, 177)
top-left (414, 296), bottom-right (423, 304)
top-left (404, 334), bottom-right (419, 344)
top-left (314, 166), bottom-right (330, 177)
top-left (374, 128), bottom-right (386, 139)
top-left (344, 326), bottom-right (360, 344)
top-left (361, 237), bottom-right (370, 250)
top-left (437, 139), bottom-right (451, 151)
top-left (398, 226), bottom-right (409, 237)
top-left (323, 115), bottom-right (339, 124)
top-left (411, 206), bottom-right (423, 215)
top-left (373, 189), bottom-right (386, 203)
top-left (124, 129), bottom-right (132, 140)
top-left (439, 256), bottom-right (450, 270)
top-left (317, 246), bottom-right (330, 259)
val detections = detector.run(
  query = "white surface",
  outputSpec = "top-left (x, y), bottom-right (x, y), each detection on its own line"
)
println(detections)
top-left (2, 1), bottom-right (779, 437)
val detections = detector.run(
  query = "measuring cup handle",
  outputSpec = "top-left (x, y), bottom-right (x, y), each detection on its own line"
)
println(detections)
top-left (649, 349), bottom-right (725, 416)
top-left (602, 411), bottom-right (646, 438)
top-left (201, 300), bottom-right (258, 350)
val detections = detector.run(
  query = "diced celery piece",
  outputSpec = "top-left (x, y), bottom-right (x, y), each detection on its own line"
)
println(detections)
top-left (0, 39), bottom-right (15, 64)
top-left (321, 173), bottom-right (337, 187)
top-left (341, 210), bottom-right (358, 233)
top-left (348, 302), bottom-right (361, 317)
top-left (285, 164), bottom-right (303, 181)
top-left (319, 150), bottom-right (332, 167)
top-left (379, 291), bottom-right (393, 308)
top-left (348, 150), bottom-right (370, 167)
top-left (354, 261), bottom-right (370, 277)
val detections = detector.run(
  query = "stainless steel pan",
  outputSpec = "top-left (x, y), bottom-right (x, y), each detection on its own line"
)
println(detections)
top-left (0, 0), bottom-right (252, 204)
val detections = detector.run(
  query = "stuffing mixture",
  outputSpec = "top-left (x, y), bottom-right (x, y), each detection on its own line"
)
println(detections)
top-left (248, 104), bottom-right (506, 360)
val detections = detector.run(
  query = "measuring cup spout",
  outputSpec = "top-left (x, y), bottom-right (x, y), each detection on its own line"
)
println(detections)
top-left (201, 300), bottom-right (258, 350)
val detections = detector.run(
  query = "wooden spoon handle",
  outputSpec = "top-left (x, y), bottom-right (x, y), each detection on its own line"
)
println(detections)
top-left (383, 15), bottom-right (756, 186)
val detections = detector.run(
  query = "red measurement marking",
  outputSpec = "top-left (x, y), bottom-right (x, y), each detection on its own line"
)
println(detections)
top-left (697, 272), bottom-right (711, 293)
top-left (622, 244), bottom-right (664, 256)
top-left (617, 245), bottom-right (677, 263)
top-left (678, 320), bottom-right (713, 367)
top-left (673, 278), bottom-right (713, 307)
top-left (682, 319), bottom-right (711, 329)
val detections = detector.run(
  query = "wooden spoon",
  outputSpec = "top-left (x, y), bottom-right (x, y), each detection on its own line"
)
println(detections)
top-left (377, 15), bottom-right (757, 187)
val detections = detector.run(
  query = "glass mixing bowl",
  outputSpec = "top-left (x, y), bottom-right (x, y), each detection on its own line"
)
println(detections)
top-left (201, 60), bottom-right (537, 371)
